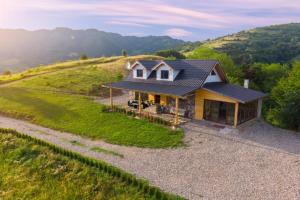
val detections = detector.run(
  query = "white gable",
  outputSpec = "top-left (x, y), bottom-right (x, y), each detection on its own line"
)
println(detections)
top-left (132, 64), bottom-right (149, 79)
top-left (204, 68), bottom-right (222, 83)
top-left (156, 64), bottom-right (181, 81)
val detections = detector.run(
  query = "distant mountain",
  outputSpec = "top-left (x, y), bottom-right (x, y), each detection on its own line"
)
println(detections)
top-left (184, 23), bottom-right (300, 65)
top-left (0, 28), bottom-right (185, 72)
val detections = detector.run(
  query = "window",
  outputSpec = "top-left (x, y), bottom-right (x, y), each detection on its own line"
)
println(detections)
top-left (161, 70), bottom-right (169, 79)
top-left (136, 69), bottom-right (143, 78)
top-left (210, 70), bottom-right (216, 76)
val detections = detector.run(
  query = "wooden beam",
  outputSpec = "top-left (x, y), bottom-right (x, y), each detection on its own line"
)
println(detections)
top-left (234, 102), bottom-right (239, 127)
top-left (138, 92), bottom-right (142, 114)
top-left (110, 87), bottom-right (113, 108)
top-left (175, 97), bottom-right (179, 125)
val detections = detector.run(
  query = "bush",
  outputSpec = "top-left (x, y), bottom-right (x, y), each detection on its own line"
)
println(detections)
top-left (2, 70), bottom-right (12, 76)
top-left (266, 61), bottom-right (300, 130)
top-left (155, 49), bottom-right (185, 59)
top-left (122, 49), bottom-right (128, 57)
top-left (80, 54), bottom-right (88, 60)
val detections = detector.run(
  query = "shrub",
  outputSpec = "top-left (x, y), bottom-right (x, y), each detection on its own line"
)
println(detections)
top-left (2, 70), bottom-right (12, 76)
top-left (80, 54), bottom-right (88, 60)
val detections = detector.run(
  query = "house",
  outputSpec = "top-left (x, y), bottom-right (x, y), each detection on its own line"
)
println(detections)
top-left (107, 60), bottom-right (267, 127)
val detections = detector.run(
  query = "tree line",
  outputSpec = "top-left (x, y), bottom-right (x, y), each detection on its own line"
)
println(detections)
top-left (156, 47), bottom-right (300, 131)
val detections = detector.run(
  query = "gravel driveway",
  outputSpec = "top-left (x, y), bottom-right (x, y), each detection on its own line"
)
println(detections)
top-left (0, 116), bottom-right (299, 200)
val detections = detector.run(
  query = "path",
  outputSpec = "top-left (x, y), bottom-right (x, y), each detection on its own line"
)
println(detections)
top-left (0, 115), bottom-right (299, 200)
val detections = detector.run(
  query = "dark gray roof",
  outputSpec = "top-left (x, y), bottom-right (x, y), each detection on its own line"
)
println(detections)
top-left (110, 81), bottom-right (198, 97)
top-left (127, 60), bottom-right (219, 87)
top-left (138, 60), bottom-right (160, 70)
top-left (203, 83), bottom-right (267, 103)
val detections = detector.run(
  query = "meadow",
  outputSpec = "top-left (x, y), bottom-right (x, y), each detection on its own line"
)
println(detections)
top-left (0, 56), bottom-right (183, 148)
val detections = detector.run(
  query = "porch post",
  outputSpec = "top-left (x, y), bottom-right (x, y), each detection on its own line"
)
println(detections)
top-left (234, 102), bottom-right (239, 127)
top-left (138, 92), bottom-right (142, 114)
top-left (110, 87), bottom-right (113, 108)
top-left (175, 96), bottom-right (179, 125)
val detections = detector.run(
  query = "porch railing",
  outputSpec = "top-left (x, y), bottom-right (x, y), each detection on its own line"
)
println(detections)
top-left (102, 105), bottom-right (174, 127)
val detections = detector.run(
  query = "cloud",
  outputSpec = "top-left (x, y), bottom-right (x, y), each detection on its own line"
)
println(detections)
top-left (105, 21), bottom-right (148, 27)
top-left (164, 28), bottom-right (192, 37)
top-left (2, 0), bottom-right (300, 40)
top-left (5, 0), bottom-right (230, 29)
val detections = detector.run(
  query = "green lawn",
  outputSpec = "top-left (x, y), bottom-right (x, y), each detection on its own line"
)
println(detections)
top-left (0, 133), bottom-right (150, 199)
top-left (0, 87), bottom-right (183, 148)
top-left (0, 55), bottom-right (183, 148)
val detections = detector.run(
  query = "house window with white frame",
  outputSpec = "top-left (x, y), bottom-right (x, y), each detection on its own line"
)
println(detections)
top-left (161, 70), bottom-right (169, 79)
top-left (136, 69), bottom-right (143, 78)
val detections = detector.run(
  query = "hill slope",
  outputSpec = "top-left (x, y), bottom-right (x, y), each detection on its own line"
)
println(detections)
top-left (0, 28), bottom-right (185, 72)
top-left (0, 55), bottom-right (183, 148)
top-left (187, 23), bottom-right (300, 65)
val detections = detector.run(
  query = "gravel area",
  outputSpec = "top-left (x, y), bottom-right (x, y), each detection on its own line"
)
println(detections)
top-left (0, 116), bottom-right (299, 200)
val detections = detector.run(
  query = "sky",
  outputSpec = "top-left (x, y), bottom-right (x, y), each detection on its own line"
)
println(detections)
top-left (0, 0), bottom-right (300, 41)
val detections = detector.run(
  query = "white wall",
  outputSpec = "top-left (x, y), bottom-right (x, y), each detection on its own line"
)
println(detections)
top-left (204, 69), bottom-right (222, 83)
top-left (132, 64), bottom-right (148, 79)
top-left (156, 65), bottom-right (178, 81)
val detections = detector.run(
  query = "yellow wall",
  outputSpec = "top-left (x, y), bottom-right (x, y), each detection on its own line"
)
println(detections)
top-left (195, 89), bottom-right (237, 120)
top-left (160, 95), bottom-right (167, 106)
top-left (148, 94), bottom-right (155, 102)
top-left (148, 94), bottom-right (167, 106)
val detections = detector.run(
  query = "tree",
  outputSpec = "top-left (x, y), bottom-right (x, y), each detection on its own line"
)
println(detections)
top-left (122, 49), bottom-right (128, 57)
top-left (80, 54), bottom-right (88, 60)
top-left (155, 49), bottom-right (185, 59)
top-left (187, 46), bottom-right (243, 84)
top-left (243, 63), bottom-right (289, 92)
top-left (2, 70), bottom-right (12, 76)
top-left (266, 61), bottom-right (300, 130)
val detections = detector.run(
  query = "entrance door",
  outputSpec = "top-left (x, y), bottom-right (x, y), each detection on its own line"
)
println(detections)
top-left (154, 95), bottom-right (160, 104)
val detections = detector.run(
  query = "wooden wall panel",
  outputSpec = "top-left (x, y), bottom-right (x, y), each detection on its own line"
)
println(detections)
top-left (195, 89), bottom-right (237, 120)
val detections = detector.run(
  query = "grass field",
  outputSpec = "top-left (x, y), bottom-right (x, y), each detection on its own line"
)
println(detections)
top-left (0, 87), bottom-right (183, 148)
top-left (0, 133), bottom-right (150, 199)
top-left (0, 56), bottom-right (122, 84)
top-left (0, 56), bottom-right (183, 148)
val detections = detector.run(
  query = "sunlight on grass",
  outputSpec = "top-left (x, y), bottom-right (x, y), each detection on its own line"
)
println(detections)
top-left (0, 87), bottom-right (183, 148)
top-left (0, 133), bottom-right (149, 199)
top-left (0, 55), bottom-right (183, 148)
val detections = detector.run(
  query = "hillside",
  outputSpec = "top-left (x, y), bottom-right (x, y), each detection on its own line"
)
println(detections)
top-left (186, 23), bottom-right (300, 65)
top-left (0, 28), bottom-right (185, 72)
top-left (0, 56), bottom-right (183, 148)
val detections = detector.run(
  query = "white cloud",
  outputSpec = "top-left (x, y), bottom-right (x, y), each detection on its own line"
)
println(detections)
top-left (105, 21), bottom-right (148, 27)
top-left (2, 0), bottom-right (300, 32)
top-left (164, 28), bottom-right (192, 37)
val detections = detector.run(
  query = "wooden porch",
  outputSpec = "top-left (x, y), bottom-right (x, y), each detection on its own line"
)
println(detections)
top-left (100, 87), bottom-right (191, 126)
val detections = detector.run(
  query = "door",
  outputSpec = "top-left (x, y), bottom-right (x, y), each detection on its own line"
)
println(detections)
top-left (154, 95), bottom-right (160, 104)
top-left (204, 100), bottom-right (234, 125)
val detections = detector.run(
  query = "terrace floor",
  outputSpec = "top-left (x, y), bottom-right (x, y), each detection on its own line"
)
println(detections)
top-left (0, 115), bottom-right (299, 200)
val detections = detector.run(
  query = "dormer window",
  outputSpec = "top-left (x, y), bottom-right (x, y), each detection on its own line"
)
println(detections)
top-left (136, 69), bottom-right (143, 78)
top-left (161, 70), bottom-right (169, 79)
top-left (210, 70), bottom-right (216, 76)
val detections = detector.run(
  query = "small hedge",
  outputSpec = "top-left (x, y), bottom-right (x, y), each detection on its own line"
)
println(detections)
top-left (102, 105), bottom-right (174, 127)
top-left (0, 128), bottom-right (184, 200)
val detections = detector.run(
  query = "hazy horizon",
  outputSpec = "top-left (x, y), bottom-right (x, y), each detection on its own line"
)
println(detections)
top-left (1, 0), bottom-right (300, 41)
